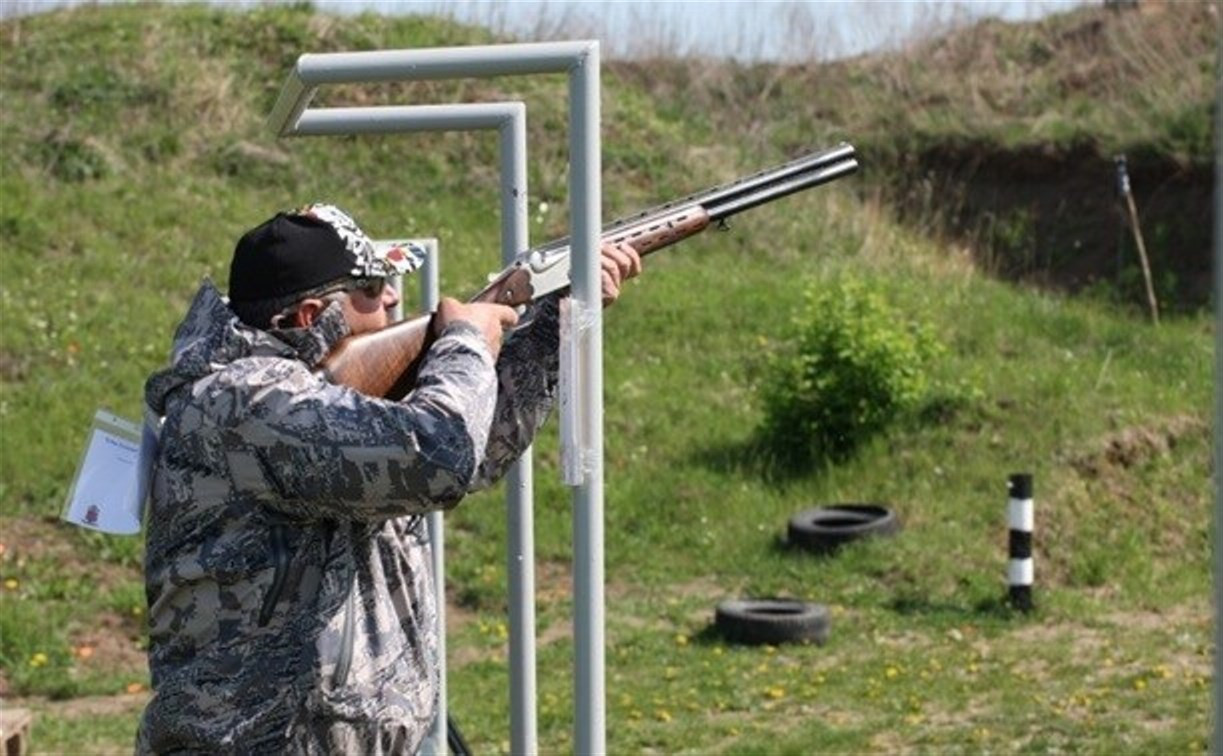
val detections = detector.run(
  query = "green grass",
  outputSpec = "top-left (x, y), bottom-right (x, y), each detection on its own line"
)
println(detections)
top-left (0, 2), bottom-right (1213, 754)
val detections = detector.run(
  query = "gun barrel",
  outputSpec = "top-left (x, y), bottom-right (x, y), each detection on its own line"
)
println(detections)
top-left (524, 143), bottom-right (857, 259)
top-left (695, 143), bottom-right (856, 213)
top-left (705, 157), bottom-right (859, 220)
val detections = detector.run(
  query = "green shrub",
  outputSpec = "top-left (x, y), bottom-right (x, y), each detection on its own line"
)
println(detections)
top-left (760, 275), bottom-right (941, 463)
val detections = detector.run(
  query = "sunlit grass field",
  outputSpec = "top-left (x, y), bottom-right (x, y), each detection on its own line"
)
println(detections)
top-left (0, 2), bottom-right (1214, 753)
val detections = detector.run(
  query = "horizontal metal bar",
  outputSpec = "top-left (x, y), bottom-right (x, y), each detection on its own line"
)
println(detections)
top-left (297, 41), bottom-right (597, 85)
top-left (268, 41), bottom-right (594, 139)
top-left (291, 103), bottom-right (525, 136)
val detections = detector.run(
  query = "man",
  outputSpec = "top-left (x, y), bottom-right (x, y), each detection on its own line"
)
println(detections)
top-left (137, 204), bottom-right (641, 754)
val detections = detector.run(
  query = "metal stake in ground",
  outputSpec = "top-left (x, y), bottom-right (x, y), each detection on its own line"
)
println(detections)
top-left (1007, 473), bottom-right (1035, 612)
top-left (1114, 155), bottom-right (1160, 325)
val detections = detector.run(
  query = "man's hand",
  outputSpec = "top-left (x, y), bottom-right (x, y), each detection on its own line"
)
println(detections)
top-left (434, 298), bottom-right (520, 359)
top-left (600, 240), bottom-right (643, 307)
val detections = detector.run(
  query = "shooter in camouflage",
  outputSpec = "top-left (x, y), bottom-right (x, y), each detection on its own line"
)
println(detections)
top-left (136, 205), bottom-right (641, 754)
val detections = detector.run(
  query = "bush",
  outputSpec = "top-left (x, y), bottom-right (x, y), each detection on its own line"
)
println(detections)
top-left (760, 275), bottom-right (942, 463)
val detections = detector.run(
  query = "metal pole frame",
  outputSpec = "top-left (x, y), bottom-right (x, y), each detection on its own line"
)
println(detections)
top-left (383, 239), bottom-right (443, 751)
top-left (290, 103), bottom-right (534, 755)
top-left (268, 41), bottom-right (605, 754)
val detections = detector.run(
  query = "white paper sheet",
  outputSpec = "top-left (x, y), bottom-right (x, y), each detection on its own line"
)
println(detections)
top-left (61, 409), bottom-right (157, 535)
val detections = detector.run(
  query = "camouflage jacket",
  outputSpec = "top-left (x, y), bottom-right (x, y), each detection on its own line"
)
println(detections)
top-left (136, 282), bottom-right (558, 755)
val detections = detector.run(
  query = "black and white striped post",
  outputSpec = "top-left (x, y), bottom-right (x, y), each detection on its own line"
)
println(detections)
top-left (1007, 473), bottom-right (1035, 612)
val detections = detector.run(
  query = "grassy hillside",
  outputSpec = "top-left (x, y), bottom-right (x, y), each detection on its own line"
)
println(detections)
top-left (0, 2), bottom-right (1214, 753)
top-left (613, 1), bottom-right (1217, 306)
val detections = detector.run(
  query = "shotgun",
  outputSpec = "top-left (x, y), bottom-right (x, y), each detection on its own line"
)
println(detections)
top-left (321, 143), bottom-right (859, 399)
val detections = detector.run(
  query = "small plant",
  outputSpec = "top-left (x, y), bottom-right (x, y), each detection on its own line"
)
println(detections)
top-left (760, 275), bottom-right (942, 463)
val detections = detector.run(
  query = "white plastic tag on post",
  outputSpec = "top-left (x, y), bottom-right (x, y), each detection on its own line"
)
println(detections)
top-left (559, 296), bottom-right (601, 486)
top-left (61, 409), bottom-right (158, 535)
top-left (559, 297), bottom-right (584, 486)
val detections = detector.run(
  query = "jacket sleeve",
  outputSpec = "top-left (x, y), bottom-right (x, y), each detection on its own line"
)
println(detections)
top-left (218, 322), bottom-right (498, 522)
top-left (469, 295), bottom-right (561, 490)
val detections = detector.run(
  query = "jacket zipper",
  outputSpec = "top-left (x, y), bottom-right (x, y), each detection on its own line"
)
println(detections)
top-left (332, 571), bottom-right (357, 687)
top-left (257, 525), bottom-right (290, 627)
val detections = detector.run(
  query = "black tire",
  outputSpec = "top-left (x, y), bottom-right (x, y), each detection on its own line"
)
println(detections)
top-left (715, 598), bottom-right (830, 645)
top-left (787, 504), bottom-right (900, 555)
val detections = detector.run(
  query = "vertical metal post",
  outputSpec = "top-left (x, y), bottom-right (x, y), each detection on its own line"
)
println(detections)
top-left (568, 44), bottom-right (605, 755)
top-left (419, 243), bottom-right (446, 756)
top-left (499, 108), bottom-right (539, 756)
top-left (386, 241), bottom-right (445, 756)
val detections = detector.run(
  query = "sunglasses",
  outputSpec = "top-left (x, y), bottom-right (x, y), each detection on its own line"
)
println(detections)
top-left (315, 277), bottom-right (389, 300)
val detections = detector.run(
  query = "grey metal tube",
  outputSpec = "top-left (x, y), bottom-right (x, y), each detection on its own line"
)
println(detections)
top-left (567, 43), bottom-right (605, 755)
top-left (292, 104), bottom-right (525, 135)
top-left (498, 106), bottom-right (539, 756)
top-left (419, 243), bottom-right (445, 756)
top-left (269, 42), bottom-right (599, 137)
top-left (387, 250), bottom-right (445, 756)
top-left (266, 72), bottom-right (313, 138)
top-left (297, 42), bottom-right (600, 83)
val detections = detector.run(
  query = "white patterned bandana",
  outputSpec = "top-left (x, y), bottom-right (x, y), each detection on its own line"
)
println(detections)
top-left (298, 203), bottom-right (425, 278)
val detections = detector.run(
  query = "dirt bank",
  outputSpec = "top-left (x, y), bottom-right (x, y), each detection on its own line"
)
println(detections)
top-left (894, 140), bottom-right (1212, 309)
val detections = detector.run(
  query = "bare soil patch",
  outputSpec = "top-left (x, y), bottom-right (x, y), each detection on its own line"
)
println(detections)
top-left (0, 516), bottom-right (140, 593)
top-left (68, 611), bottom-right (148, 678)
top-left (1067, 413), bottom-right (1207, 479)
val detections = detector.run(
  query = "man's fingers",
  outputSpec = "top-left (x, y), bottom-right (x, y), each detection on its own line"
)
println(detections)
top-left (601, 254), bottom-right (623, 288)
top-left (495, 304), bottom-right (520, 329)
top-left (619, 241), bottom-right (643, 278)
top-left (601, 270), bottom-right (620, 305)
top-left (602, 241), bottom-right (642, 281)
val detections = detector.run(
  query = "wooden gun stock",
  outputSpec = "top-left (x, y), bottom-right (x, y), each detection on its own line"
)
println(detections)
top-left (318, 311), bottom-right (435, 401)
top-left (320, 143), bottom-right (859, 399)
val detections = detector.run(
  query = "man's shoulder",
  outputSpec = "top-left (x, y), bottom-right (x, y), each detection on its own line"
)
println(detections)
top-left (174, 354), bottom-right (325, 427)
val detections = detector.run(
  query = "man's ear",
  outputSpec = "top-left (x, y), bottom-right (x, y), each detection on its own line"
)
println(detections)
top-left (291, 297), bottom-right (327, 328)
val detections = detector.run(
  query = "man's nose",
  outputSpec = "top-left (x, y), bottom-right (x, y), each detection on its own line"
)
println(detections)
top-left (382, 283), bottom-right (401, 309)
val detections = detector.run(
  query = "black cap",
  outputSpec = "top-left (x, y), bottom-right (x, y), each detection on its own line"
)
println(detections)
top-left (228, 212), bottom-right (356, 303)
top-left (227, 203), bottom-right (422, 304)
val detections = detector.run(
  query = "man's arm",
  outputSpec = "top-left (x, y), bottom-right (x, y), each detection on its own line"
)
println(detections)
top-left (470, 296), bottom-right (561, 490)
top-left (219, 322), bottom-right (500, 521)
top-left (470, 240), bottom-right (641, 489)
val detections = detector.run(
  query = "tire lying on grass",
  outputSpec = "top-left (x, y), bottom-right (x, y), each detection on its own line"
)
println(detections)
top-left (787, 504), bottom-right (900, 555)
top-left (715, 598), bottom-right (830, 646)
